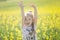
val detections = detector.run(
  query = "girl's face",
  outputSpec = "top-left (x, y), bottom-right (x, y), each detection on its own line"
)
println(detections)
top-left (24, 16), bottom-right (33, 26)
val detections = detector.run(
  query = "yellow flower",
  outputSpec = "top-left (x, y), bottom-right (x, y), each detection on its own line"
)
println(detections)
top-left (10, 38), bottom-right (13, 40)
top-left (36, 29), bottom-right (40, 33)
top-left (42, 26), bottom-right (47, 32)
top-left (15, 28), bottom-right (20, 33)
top-left (10, 32), bottom-right (13, 35)
top-left (50, 35), bottom-right (52, 40)
top-left (10, 32), bottom-right (14, 39)
top-left (17, 37), bottom-right (21, 40)
top-left (3, 36), bottom-right (8, 40)
top-left (46, 36), bottom-right (49, 40)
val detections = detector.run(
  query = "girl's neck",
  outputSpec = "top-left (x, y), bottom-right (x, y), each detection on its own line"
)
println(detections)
top-left (24, 24), bottom-right (31, 27)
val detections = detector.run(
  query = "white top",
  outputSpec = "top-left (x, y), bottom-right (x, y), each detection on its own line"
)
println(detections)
top-left (22, 25), bottom-right (36, 36)
top-left (22, 25), bottom-right (37, 40)
top-left (22, 25), bottom-right (32, 36)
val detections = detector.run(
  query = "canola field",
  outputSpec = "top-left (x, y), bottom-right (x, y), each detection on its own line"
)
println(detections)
top-left (0, 0), bottom-right (60, 40)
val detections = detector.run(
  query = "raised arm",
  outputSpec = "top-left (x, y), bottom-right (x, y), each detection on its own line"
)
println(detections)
top-left (30, 4), bottom-right (37, 25)
top-left (19, 1), bottom-right (25, 26)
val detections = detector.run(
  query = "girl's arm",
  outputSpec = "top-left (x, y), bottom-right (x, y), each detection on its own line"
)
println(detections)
top-left (31, 4), bottom-right (37, 25)
top-left (19, 1), bottom-right (25, 26)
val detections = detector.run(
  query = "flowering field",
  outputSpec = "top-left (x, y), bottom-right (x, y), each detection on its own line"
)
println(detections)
top-left (0, 0), bottom-right (60, 40)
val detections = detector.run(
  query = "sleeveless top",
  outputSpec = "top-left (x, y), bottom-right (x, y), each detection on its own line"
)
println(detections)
top-left (22, 25), bottom-right (37, 40)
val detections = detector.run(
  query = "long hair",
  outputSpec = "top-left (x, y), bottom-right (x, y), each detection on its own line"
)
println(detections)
top-left (26, 11), bottom-right (34, 32)
top-left (31, 18), bottom-right (34, 32)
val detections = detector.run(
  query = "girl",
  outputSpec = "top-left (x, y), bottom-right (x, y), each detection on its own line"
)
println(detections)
top-left (19, 1), bottom-right (37, 40)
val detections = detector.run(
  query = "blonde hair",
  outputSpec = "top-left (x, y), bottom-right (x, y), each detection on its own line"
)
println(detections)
top-left (27, 11), bottom-right (34, 31)
top-left (25, 11), bottom-right (34, 31)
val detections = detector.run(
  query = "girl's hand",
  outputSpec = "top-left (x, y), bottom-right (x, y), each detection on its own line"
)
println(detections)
top-left (19, 1), bottom-right (24, 7)
top-left (30, 3), bottom-right (36, 8)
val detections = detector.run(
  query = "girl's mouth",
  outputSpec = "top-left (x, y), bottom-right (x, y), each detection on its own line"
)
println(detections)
top-left (27, 23), bottom-right (30, 24)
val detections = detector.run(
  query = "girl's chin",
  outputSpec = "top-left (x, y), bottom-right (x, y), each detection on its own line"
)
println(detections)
top-left (25, 24), bottom-right (31, 26)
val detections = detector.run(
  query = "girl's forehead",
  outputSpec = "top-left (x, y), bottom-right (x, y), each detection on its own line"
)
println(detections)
top-left (27, 14), bottom-right (33, 17)
top-left (25, 16), bottom-right (32, 20)
top-left (27, 16), bottom-right (33, 19)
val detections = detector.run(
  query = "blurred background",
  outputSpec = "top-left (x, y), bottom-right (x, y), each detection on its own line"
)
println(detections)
top-left (0, 0), bottom-right (60, 40)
